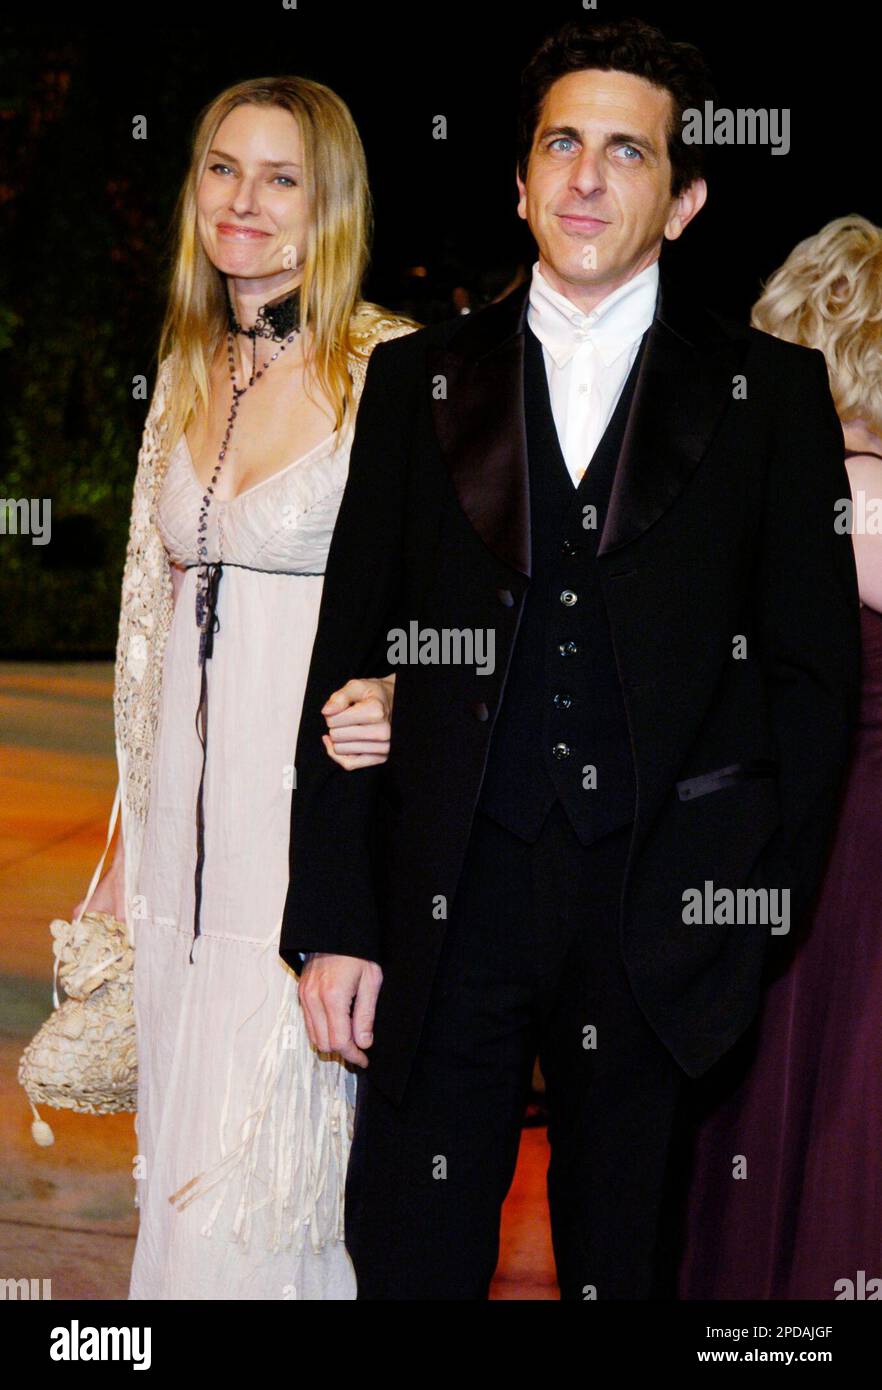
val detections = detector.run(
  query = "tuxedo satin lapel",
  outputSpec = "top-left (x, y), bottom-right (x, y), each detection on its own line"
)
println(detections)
top-left (599, 274), bottom-right (749, 557)
top-left (429, 285), bottom-right (531, 576)
top-left (429, 271), bottom-right (748, 571)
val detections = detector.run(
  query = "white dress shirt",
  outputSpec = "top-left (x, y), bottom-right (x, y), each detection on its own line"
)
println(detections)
top-left (527, 259), bottom-right (659, 487)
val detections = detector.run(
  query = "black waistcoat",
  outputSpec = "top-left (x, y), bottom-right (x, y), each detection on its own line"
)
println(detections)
top-left (477, 321), bottom-right (647, 844)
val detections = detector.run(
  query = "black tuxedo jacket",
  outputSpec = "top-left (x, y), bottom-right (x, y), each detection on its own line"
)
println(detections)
top-left (280, 265), bottom-right (861, 1107)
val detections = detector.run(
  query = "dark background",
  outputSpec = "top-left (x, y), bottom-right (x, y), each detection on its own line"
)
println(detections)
top-left (1, 1), bottom-right (876, 654)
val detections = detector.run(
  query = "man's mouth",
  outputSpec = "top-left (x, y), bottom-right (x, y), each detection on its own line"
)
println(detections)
top-left (555, 213), bottom-right (609, 232)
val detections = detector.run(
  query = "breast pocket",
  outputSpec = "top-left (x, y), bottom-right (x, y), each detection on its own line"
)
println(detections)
top-left (676, 758), bottom-right (779, 802)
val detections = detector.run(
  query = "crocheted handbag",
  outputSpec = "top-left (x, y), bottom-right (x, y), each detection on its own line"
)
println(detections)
top-left (18, 783), bottom-right (136, 1146)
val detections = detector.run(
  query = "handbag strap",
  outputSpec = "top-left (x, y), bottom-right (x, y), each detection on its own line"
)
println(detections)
top-left (56, 781), bottom-right (122, 1009)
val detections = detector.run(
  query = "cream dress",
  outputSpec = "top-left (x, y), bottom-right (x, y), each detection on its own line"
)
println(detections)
top-left (127, 423), bottom-right (358, 1300)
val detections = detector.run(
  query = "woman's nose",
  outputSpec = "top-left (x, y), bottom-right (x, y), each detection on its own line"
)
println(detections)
top-left (231, 178), bottom-right (261, 216)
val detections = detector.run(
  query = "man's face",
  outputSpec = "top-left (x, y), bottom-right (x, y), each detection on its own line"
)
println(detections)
top-left (517, 68), bottom-right (706, 304)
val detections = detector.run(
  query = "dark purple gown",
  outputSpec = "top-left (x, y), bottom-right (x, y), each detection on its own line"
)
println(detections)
top-left (678, 450), bottom-right (882, 1299)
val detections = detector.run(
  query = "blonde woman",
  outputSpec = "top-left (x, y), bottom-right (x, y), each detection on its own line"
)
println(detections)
top-left (679, 215), bottom-right (882, 1299)
top-left (73, 77), bottom-right (415, 1299)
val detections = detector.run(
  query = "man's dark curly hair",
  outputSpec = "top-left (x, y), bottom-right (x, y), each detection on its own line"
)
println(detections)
top-left (517, 16), bottom-right (718, 197)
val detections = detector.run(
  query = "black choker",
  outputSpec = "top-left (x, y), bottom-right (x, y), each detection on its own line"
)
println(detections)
top-left (226, 284), bottom-right (301, 342)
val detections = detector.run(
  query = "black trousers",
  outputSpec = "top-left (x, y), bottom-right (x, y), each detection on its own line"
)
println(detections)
top-left (344, 800), bottom-right (686, 1300)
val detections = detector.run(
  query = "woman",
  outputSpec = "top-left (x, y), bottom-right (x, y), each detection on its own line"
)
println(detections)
top-left (678, 214), bottom-right (882, 1299)
top-left (73, 76), bottom-right (415, 1299)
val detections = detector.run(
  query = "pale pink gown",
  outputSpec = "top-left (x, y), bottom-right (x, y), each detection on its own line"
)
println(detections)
top-left (127, 426), bottom-right (358, 1300)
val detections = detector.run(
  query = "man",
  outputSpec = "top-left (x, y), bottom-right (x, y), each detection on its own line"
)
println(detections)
top-left (280, 17), bottom-right (861, 1299)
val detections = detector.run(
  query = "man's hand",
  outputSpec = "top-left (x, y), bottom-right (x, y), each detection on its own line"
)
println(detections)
top-left (322, 675), bottom-right (396, 770)
top-left (297, 952), bottom-right (383, 1067)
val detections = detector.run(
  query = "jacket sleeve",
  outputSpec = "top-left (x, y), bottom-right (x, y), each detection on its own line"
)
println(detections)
top-left (748, 345), bottom-right (862, 927)
top-left (279, 336), bottom-right (411, 969)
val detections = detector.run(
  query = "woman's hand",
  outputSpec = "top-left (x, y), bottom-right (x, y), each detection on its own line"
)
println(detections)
top-left (321, 675), bottom-right (396, 770)
top-left (72, 848), bottom-right (127, 924)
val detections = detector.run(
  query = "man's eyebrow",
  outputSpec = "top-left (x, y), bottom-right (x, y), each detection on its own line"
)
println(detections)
top-left (536, 124), bottom-right (583, 146)
top-left (537, 125), bottom-right (660, 160)
top-left (207, 148), bottom-right (302, 170)
top-left (607, 130), bottom-right (660, 159)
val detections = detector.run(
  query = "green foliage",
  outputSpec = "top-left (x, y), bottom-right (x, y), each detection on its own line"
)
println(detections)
top-left (0, 32), bottom-right (177, 655)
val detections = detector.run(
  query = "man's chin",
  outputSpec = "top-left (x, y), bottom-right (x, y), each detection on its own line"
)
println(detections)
top-left (541, 253), bottom-right (613, 290)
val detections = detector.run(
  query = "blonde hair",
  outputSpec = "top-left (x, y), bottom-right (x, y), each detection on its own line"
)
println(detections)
top-left (156, 75), bottom-right (407, 446)
top-left (752, 214), bottom-right (882, 436)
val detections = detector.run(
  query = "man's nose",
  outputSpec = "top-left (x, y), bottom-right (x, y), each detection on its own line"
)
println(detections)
top-left (569, 152), bottom-right (605, 196)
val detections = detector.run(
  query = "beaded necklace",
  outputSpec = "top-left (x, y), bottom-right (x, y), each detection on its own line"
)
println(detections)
top-left (189, 280), bottom-right (301, 964)
top-left (194, 282), bottom-right (302, 659)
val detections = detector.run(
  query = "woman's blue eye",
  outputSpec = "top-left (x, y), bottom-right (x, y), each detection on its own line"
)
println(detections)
top-left (207, 164), bottom-right (295, 186)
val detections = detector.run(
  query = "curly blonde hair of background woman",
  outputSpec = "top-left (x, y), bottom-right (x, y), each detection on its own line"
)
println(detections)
top-left (752, 214), bottom-right (882, 437)
top-left (157, 75), bottom-right (409, 447)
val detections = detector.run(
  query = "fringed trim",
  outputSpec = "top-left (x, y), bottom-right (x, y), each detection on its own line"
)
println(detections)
top-left (167, 929), bottom-right (354, 1255)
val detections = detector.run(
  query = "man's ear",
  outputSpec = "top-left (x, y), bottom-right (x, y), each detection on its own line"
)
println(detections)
top-left (516, 162), bottom-right (528, 221)
top-left (664, 177), bottom-right (708, 242)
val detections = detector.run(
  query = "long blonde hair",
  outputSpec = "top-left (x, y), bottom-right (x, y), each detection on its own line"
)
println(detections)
top-left (157, 75), bottom-right (399, 445)
top-left (752, 214), bottom-right (882, 436)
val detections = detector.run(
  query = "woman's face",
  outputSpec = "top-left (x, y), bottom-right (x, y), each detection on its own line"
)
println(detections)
top-left (196, 103), bottom-right (309, 282)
